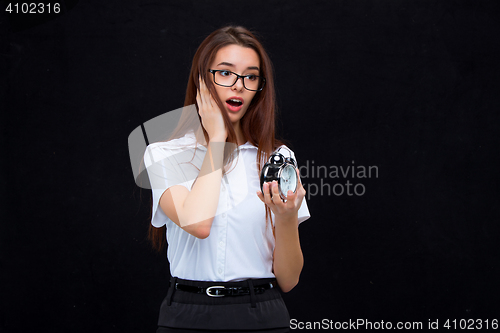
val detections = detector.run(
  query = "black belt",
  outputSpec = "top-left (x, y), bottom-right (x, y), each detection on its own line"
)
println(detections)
top-left (175, 281), bottom-right (275, 297)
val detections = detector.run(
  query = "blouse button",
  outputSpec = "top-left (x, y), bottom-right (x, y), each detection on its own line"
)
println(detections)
top-left (221, 187), bottom-right (225, 192)
top-left (218, 268), bottom-right (223, 274)
top-left (222, 213), bottom-right (226, 218)
top-left (219, 241), bottom-right (224, 247)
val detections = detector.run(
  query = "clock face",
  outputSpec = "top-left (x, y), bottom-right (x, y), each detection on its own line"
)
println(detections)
top-left (279, 164), bottom-right (298, 198)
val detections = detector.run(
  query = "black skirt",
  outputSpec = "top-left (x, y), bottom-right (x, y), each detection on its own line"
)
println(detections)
top-left (156, 276), bottom-right (290, 332)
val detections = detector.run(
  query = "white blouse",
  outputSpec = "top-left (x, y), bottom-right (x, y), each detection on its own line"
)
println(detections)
top-left (144, 132), bottom-right (310, 282)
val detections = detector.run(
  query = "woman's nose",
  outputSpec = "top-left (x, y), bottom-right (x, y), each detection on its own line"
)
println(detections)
top-left (232, 77), bottom-right (245, 91)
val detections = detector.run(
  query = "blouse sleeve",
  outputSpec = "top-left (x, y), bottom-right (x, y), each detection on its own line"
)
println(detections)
top-left (143, 143), bottom-right (198, 227)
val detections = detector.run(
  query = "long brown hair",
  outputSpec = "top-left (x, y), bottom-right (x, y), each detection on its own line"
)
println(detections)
top-left (149, 26), bottom-right (283, 251)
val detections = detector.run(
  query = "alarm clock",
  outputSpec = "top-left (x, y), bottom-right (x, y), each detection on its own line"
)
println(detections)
top-left (260, 147), bottom-right (298, 201)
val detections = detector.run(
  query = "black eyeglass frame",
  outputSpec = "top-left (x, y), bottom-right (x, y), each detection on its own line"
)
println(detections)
top-left (208, 69), bottom-right (266, 92)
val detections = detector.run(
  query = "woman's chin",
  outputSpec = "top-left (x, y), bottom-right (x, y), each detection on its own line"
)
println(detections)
top-left (226, 109), bottom-right (246, 126)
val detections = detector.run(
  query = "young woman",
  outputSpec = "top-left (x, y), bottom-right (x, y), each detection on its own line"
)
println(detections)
top-left (144, 26), bottom-right (310, 332)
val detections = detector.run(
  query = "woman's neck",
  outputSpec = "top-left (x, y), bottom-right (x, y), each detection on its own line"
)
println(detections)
top-left (232, 121), bottom-right (246, 146)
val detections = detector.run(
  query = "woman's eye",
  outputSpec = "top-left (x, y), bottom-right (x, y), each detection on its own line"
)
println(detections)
top-left (220, 70), bottom-right (231, 77)
top-left (246, 74), bottom-right (258, 81)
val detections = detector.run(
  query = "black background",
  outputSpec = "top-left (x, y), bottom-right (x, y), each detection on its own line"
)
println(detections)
top-left (2, 0), bottom-right (500, 332)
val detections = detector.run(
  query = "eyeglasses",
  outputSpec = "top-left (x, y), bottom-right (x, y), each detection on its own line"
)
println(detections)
top-left (208, 69), bottom-right (266, 92)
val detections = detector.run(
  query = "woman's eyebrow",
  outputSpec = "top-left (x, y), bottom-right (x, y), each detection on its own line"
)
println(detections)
top-left (217, 62), bottom-right (234, 67)
top-left (217, 62), bottom-right (260, 71)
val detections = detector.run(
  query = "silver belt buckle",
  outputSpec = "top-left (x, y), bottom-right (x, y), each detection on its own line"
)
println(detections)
top-left (206, 286), bottom-right (225, 297)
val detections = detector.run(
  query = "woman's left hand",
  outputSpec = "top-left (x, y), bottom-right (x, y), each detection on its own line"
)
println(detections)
top-left (257, 168), bottom-right (306, 221)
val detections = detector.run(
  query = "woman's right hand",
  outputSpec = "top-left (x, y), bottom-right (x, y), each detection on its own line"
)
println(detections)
top-left (196, 76), bottom-right (227, 141)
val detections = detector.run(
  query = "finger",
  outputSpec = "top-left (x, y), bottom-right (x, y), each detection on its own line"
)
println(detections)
top-left (196, 91), bottom-right (206, 119)
top-left (285, 190), bottom-right (297, 208)
top-left (200, 77), bottom-right (210, 105)
top-left (297, 185), bottom-right (307, 202)
top-left (256, 190), bottom-right (264, 203)
top-left (199, 77), bottom-right (209, 106)
top-left (196, 88), bottom-right (202, 110)
top-left (201, 78), bottom-right (216, 109)
top-left (294, 168), bottom-right (306, 196)
top-left (263, 182), bottom-right (274, 206)
top-left (198, 75), bottom-right (204, 93)
top-left (207, 91), bottom-right (217, 108)
top-left (295, 167), bottom-right (304, 187)
top-left (270, 181), bottom-right (284, 206)
top-left (293, 184), bottom-right (306, 208)
top-left (197, 76), bottom-right (206, 106)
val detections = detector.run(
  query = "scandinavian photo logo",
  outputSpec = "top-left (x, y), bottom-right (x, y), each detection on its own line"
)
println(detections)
top-left (299, 160), bottom-right (379, 199)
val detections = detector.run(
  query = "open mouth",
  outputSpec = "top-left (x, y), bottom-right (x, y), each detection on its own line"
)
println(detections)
top-left (226, 97), bottom-right (243, 112)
